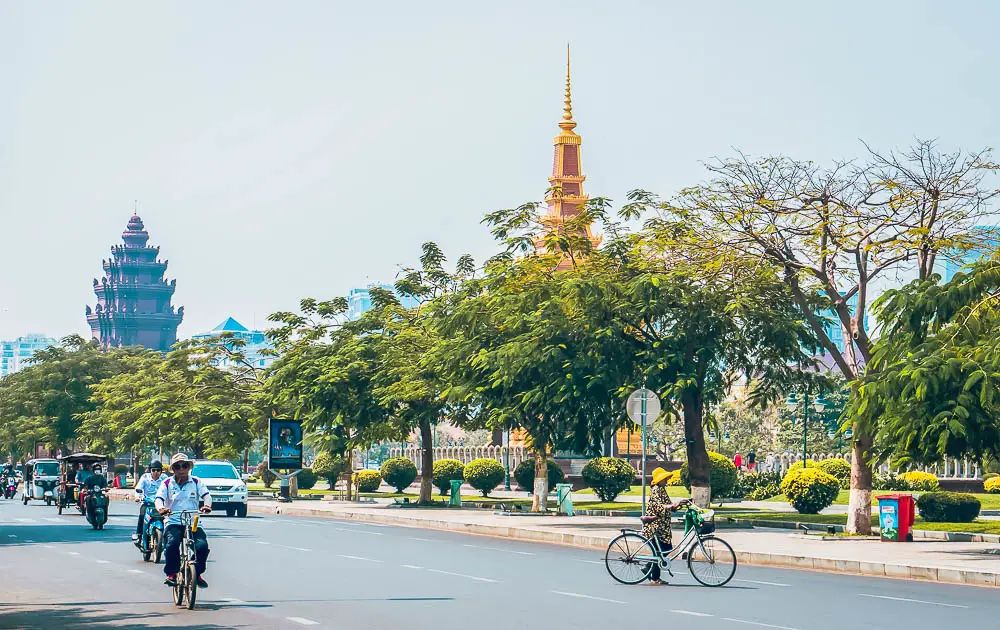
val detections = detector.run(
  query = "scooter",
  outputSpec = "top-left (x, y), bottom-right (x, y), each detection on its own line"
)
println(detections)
top-left (2, 476), bottom-right (16, 499)
top-left (137, 499), bottom-right (165, 562)
top-left (85, 486), bottom-right (109, 530)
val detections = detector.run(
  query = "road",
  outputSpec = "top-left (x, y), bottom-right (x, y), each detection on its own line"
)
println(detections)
top-left (0, 498), bottom-right (996, 629)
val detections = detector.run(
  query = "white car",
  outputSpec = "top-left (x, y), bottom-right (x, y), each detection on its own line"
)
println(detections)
top-left (192, 460), bottom-right (248, 517)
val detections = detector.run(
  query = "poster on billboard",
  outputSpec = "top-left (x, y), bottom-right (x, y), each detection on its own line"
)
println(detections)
top-left (268, 418), bottom-right (303, 470)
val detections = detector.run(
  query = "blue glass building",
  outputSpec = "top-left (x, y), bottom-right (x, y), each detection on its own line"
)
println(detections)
top-left (934, 225), bottom-right (1000, 282)
top-left (191, 317), bottom-right (275, 369)
top-left (1, 334), bottom-right (59, 376)
top-left (346, 285), bottom-right (420, 320)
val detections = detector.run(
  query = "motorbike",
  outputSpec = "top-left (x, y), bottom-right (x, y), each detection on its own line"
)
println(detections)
top-left (2, 476), bottom-right (17, 499)
top-left (137, 499), bottom-right (165, 562)
top-left (84, 485), bottom-right (109, 530)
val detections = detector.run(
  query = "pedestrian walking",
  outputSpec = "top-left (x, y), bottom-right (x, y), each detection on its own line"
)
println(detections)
top-left (733, 452), bottom-right (743, 471)
top-left (747, 450), bottom-right (756, 472)
top-left (765, 453), bottom-right (775, 473)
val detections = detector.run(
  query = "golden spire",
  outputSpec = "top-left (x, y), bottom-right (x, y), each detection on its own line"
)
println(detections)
top-left (559, 43), bottom-right (577, 132)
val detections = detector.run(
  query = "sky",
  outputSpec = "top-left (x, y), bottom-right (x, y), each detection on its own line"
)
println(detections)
top-left (2, 1), bottom-right (1000, 341)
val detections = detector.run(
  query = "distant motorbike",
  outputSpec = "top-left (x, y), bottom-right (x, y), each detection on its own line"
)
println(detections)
top-left (137, 499), bottom-right (165, 562)
top-left (84, 485), bottom-right (109, 530)
top-left (2, 476), bottom-right (17, 500)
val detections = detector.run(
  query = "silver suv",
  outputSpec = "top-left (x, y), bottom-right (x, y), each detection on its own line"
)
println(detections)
top-left (191, 460), bottom-right (248, 517)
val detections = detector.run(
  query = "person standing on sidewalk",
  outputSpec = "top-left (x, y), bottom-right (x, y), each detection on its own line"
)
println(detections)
top-left (764, 453), bottom-right (775, 473)
top-left (640, 467), bottom-right (690, 585)
top-left (733, 452), bottom-right (743, 471)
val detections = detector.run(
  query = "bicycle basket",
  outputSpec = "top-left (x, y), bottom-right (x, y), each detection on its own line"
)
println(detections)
top-left (695, 508), bottom-right (715, 535)
top-left (698, 521), bottom-right (716, 535)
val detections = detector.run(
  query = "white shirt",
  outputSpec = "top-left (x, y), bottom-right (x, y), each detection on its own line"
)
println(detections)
top-left (154, 476), bottom-right (212, 527)
top-left (134, 472), bottom-right (165, 501)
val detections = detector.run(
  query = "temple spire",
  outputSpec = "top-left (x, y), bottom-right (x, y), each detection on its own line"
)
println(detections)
top-left (561, 44), bottom-right (575, 129)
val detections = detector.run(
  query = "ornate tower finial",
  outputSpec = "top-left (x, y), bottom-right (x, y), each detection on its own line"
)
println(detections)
top-left (560, 44), bottom-right (576, 131)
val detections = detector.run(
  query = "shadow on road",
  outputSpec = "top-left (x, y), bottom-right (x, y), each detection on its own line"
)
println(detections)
top-left (0, 602), bottom-right (249, 629)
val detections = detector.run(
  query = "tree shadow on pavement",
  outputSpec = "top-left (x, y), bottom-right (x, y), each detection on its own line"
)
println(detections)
top-left (0, 603), bottom-right (251, 629)
top-left (0, 523), bottom-right (253, 548)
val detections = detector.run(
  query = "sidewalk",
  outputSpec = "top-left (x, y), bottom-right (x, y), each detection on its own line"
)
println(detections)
top-left (246, 497), bottom-right (1000, 588)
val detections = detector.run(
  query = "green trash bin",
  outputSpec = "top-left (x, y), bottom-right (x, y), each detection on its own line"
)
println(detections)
top-left (556, 483), bottom-right (574, 516)
top-left (449, 479), bottom-right (462, 507)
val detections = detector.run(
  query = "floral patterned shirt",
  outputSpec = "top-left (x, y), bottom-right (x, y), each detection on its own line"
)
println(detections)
top-left (642, 485), bottom-right (673, 545)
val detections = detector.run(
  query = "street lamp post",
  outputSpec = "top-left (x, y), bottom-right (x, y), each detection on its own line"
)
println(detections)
top-left (503, 426), bottom-right (511, 491)
top-left (785, 386), bottom-right (827, 467)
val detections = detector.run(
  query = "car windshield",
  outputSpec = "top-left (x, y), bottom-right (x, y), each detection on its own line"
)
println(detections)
top-left (35, 463), bottom-right (59, 476)
top-left (192, 463), bottom-right (239, 480)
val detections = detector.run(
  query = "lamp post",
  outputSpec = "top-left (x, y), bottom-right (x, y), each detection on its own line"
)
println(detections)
top-left (785, 386), bottom-right (827, 467)
top-left (503, 426), bottom-right (511, 491)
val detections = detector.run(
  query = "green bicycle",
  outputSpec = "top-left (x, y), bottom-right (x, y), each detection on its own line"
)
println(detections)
top-left (605, 505), bottom-right (737, 587)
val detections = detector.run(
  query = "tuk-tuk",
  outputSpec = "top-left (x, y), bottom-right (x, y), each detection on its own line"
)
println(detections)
top-left (57, 453), bottom-right (112, 516)
top-left (22, 458), bottom-right (60, 506)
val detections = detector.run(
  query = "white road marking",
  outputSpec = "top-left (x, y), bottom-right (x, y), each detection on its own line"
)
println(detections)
top-left (255, 541), bottom-right (271, 545)
top-left (426, 568), bottom-right (498, 583)
top-left (221, 597), bottom-right (246, 604)
top-left (96, 560), bottom-right (111, 564)
top-left (287, 617), bottom-right (320, 626)
top-left (332, 527), bottom-right (383, 536)
top-left (127, 570), bottom-right (144, 574)
top-left (735, 578), bottom-right (790, 587)
top-left (7, 534), bottom-right (17, 538)
top-left (24, 539), bottom-right (34, 543)
top-left (15, 518), bottom-right (36, 523)
top-left (671, 610), bottom-right (713, 617)
top-left (401, 564), bottom-right (423, 569)
top-left (43, 518), bottom-right (63, 523)
top-left (287, 546), bottom-right (311, 552)
top-left (407, 536), bottom-right (435, 542)
top-left (858, 594), bottom-right (968, 609)
top-left (722, 618), bottom-right (801, 630)
top-left (551, 590), bottom-right (625, 604)
top-left (574, 559), bottom-right (604, 565)
top-left (67, 551), bottom-right (80, 556)
top-left (462, 543), bottom-right (534, 556)
top-left (338, 554), bottom-right (382, 563)
top-left (42, 545), bottom-right (55, 549)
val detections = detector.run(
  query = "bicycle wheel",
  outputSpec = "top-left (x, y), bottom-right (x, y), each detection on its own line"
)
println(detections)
top-left (172, 567), bottom-right (185, 607)
top-left (152, 529), bottom-right (163, 564)
top-left (185, 560), bottom-right (198, 610)
top-left (687, 535), bottom-right (737, 587)
top-left (605, 532), bottom-right (658, 585)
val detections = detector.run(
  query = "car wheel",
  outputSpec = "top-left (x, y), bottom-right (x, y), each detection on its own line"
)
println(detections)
top-left (236, 503), bottom-right (248, 518)
top-left (225, 506), bottom-right (235, 517)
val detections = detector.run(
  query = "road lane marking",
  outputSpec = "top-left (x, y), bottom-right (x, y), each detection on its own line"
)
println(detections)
top-left (722, 618), bottom-right (800, 630)
top-left (287, 617), bottom-right (319, 626)
top-left (401, 564), bottom-right (423, 569)
top-left (858, 594), bottom-right (968, 609)
top-left (338, 554), bottom-right (382, 563)
top-left (221, 597), bottom-right (246, 604)
top-left (14, 518), bottom-right (36, 523)
top-left (735, 578), bottom-right (790, 587)
top-left (127, 570), bottom-right (144, 574)
top-left (407, 537), bottom-right (435, 542)
top-left (671, 610), bottom-right (712, 617)
top-left (43, 518), bottom-right (63, 523)
top-left (332, 527), bottom-right (383, 536)
top-left (426, 568), bottom-right (498, 583)
top-left (7, 534), bottom-right (17, 538)
top-left (42, 545), bottom-right (55, 549)
top-left (551, 590), bottom-right (624, 604)
top-left (24, 539), bottom-right (34, 543)
top-left (255, 541), bottom-right (271, 545)
top-left (96, 560), bottom-right (111, 564)
top-left (287, 546), bottom-right (311, 552)
top-left (462, 543), bottom-right (535, 555)
top-left (574, 559), bottom-right (604, 565)
top-left (67, 552), bottom-right (80, 556)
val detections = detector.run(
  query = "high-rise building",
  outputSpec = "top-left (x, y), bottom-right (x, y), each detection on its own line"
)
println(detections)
top-left (86, 215), bottom-right (184, 352)
top-left (537, 45), bottom-right (600, 267)
top-left (346, 285), bottom-right (420, 320)
top-left (0, 333), bottom-right (58, 376)
top-left (192, 317), bottom-right (275, 369)
top-left (934, 225), bottom-right (1000, 282)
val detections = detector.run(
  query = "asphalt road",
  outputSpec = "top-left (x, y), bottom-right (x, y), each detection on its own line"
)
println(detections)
top-left (0, 498), bottom-right (997, 630)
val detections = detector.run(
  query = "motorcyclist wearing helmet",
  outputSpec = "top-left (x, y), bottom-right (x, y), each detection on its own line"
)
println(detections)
top-left (133, 460), bottom-right (165, 546)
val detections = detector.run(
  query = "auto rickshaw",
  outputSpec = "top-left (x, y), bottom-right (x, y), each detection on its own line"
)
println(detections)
top-left (22, 458), bottom-right (60, 506)
top-left (57, 453), bottom-right (111, 517)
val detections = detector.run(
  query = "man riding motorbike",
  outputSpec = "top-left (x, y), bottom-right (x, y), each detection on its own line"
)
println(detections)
top-left (133, 460), bottom-right (165, 547)
top-left (155, 453), bottom-right (212, 589)
top-left (1, 463), bottom-right (15, 499)
top-left (80, 465), bottom-right (108, 517)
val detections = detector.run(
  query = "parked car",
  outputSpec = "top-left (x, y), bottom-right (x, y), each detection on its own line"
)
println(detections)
top-left (191, 460), bottom-right (248, 517)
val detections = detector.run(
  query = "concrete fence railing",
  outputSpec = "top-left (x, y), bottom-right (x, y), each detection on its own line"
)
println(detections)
top-left (388, 446), bottom-right (528, 474)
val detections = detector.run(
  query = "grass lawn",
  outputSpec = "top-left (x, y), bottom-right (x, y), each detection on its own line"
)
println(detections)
top-left (764, 489), bottom-right (1000, 510)
top-left (576, 486), bottom-right (691, 499)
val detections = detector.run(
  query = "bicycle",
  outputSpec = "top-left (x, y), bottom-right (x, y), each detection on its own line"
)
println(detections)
top-left (605, 505), bottom-right (737, 587)
top-left (170, 510), bottom-right (202, 609)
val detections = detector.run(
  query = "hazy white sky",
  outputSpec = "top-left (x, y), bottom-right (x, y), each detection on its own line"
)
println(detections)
top-left (2, 1), bottom-right (999, 340)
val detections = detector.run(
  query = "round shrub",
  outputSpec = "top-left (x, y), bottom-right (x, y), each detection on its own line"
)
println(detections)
top-left (874, 471), bottom-right (910, 491)
top-left (898, 471), bottom-right (939, 492)
top-left (312, 451), bottom-right (347, 488)
top-left (681, 451), bottom-right (738, 499)
top-left (581, 457), bottom-right (635, 502)
top-left (985, 477), bottom-right (1000, 494)
top-left (354, 469), bottom-right (382, 493)
top-left (984, 472), bottom-right (999, 481)
top-left (666, 469), bottom-right (684, 486)
top-left (514, 459), bottom-right (564, 493)
top-left (780, 467), bottom-right (839, 514)
top-left (816, 458), bottom-right (851, 490)
top-left (916, 491), bottom-right (981, 523)
top-left (735, 470), bottom-right (783, 498)
top-left (256, 461), bottom-right (277, 488)
top-left (464, 458), bottom-right (505, 497)
top-left (786, 460), bottom-right (817, 475)
top-left (380, 457), bottom-right (418, 492)
top-left (295, 467), bottom-right (317, 490)
top-left (432, 459), bottom-right (465, 495)
top-left (747, 483), bottom-right (781, 501)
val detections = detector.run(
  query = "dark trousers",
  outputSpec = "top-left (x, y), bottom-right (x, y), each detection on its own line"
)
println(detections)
top-left (163, 524), bottom-right (210, 577)
top-left (648, 543), bottom-right (673, 582)
top-left (135, 502), bottom-right (148, 539)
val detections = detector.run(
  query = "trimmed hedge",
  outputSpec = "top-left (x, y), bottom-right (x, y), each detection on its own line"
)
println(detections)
top-left (355, 469), bottom-right (382, 493)
top-left (581, 457), bottom-right (634, 502)
top-left (464, 458), bottom-right (505, 497)
top-left (985, 476), bottom-right (1000, 494)
top-left (514, 459), bottom-right (564, 493)
top-left (898, 470), bottom-right (940, 492)
top-left (681, 451), bottom-right (738, 499)
top-left (432, 459), bottom-right (465, 495)
top-left (780, 467), bottom-right (839, 514)
top-left (294, 468), bottom-right (316, 490)
top-left (816, 458), bottom-right (851, 490)
top-left (916, 491), bottom-right (981, 523)
top-left (380, 457), bottom-right (418, 492)
top-left (735, 471), bottom-right (783, 499)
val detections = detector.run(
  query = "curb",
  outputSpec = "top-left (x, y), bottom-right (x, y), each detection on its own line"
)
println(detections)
top-left (727, 517), bottom-right (1000, 544)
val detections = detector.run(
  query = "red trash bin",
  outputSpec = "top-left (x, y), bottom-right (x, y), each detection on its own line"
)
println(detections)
top-left (877, 494), bottom-right (915, 542)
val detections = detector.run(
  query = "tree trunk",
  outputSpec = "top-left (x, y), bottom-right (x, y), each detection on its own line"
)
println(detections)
top-left (418, 418), bottom-right (434, 504)
top-left (846, 429), bottom-right (874, 534)
top-left (531, 445), bottom-right (549, 512)
top-left (682, 392), bottom-right (712, 507)
top-left (343, 449), bottom-right (353, 502)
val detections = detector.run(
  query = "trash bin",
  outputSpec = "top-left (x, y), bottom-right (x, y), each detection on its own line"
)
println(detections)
top-left (449, 479), bottom-right (462, 507)
top-left (556, 483), bottom-right (574, 516)
top-left (877, 494), bottom-right (915, 542)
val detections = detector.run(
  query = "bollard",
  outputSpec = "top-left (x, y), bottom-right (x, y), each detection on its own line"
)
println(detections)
top-left (449, 479), bottom-right (462, 507)
top-left (556, 483), bottom-right (573, 516)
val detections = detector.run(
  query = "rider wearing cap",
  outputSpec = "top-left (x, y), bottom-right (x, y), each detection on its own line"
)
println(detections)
top-left (155, 453), bottom-right (212, 589)
top-left (133, 460), bottom-right (165, 546)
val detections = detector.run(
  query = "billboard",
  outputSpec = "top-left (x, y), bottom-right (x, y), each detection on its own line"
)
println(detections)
top-left (268, 418), bottom-right (303, 470)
